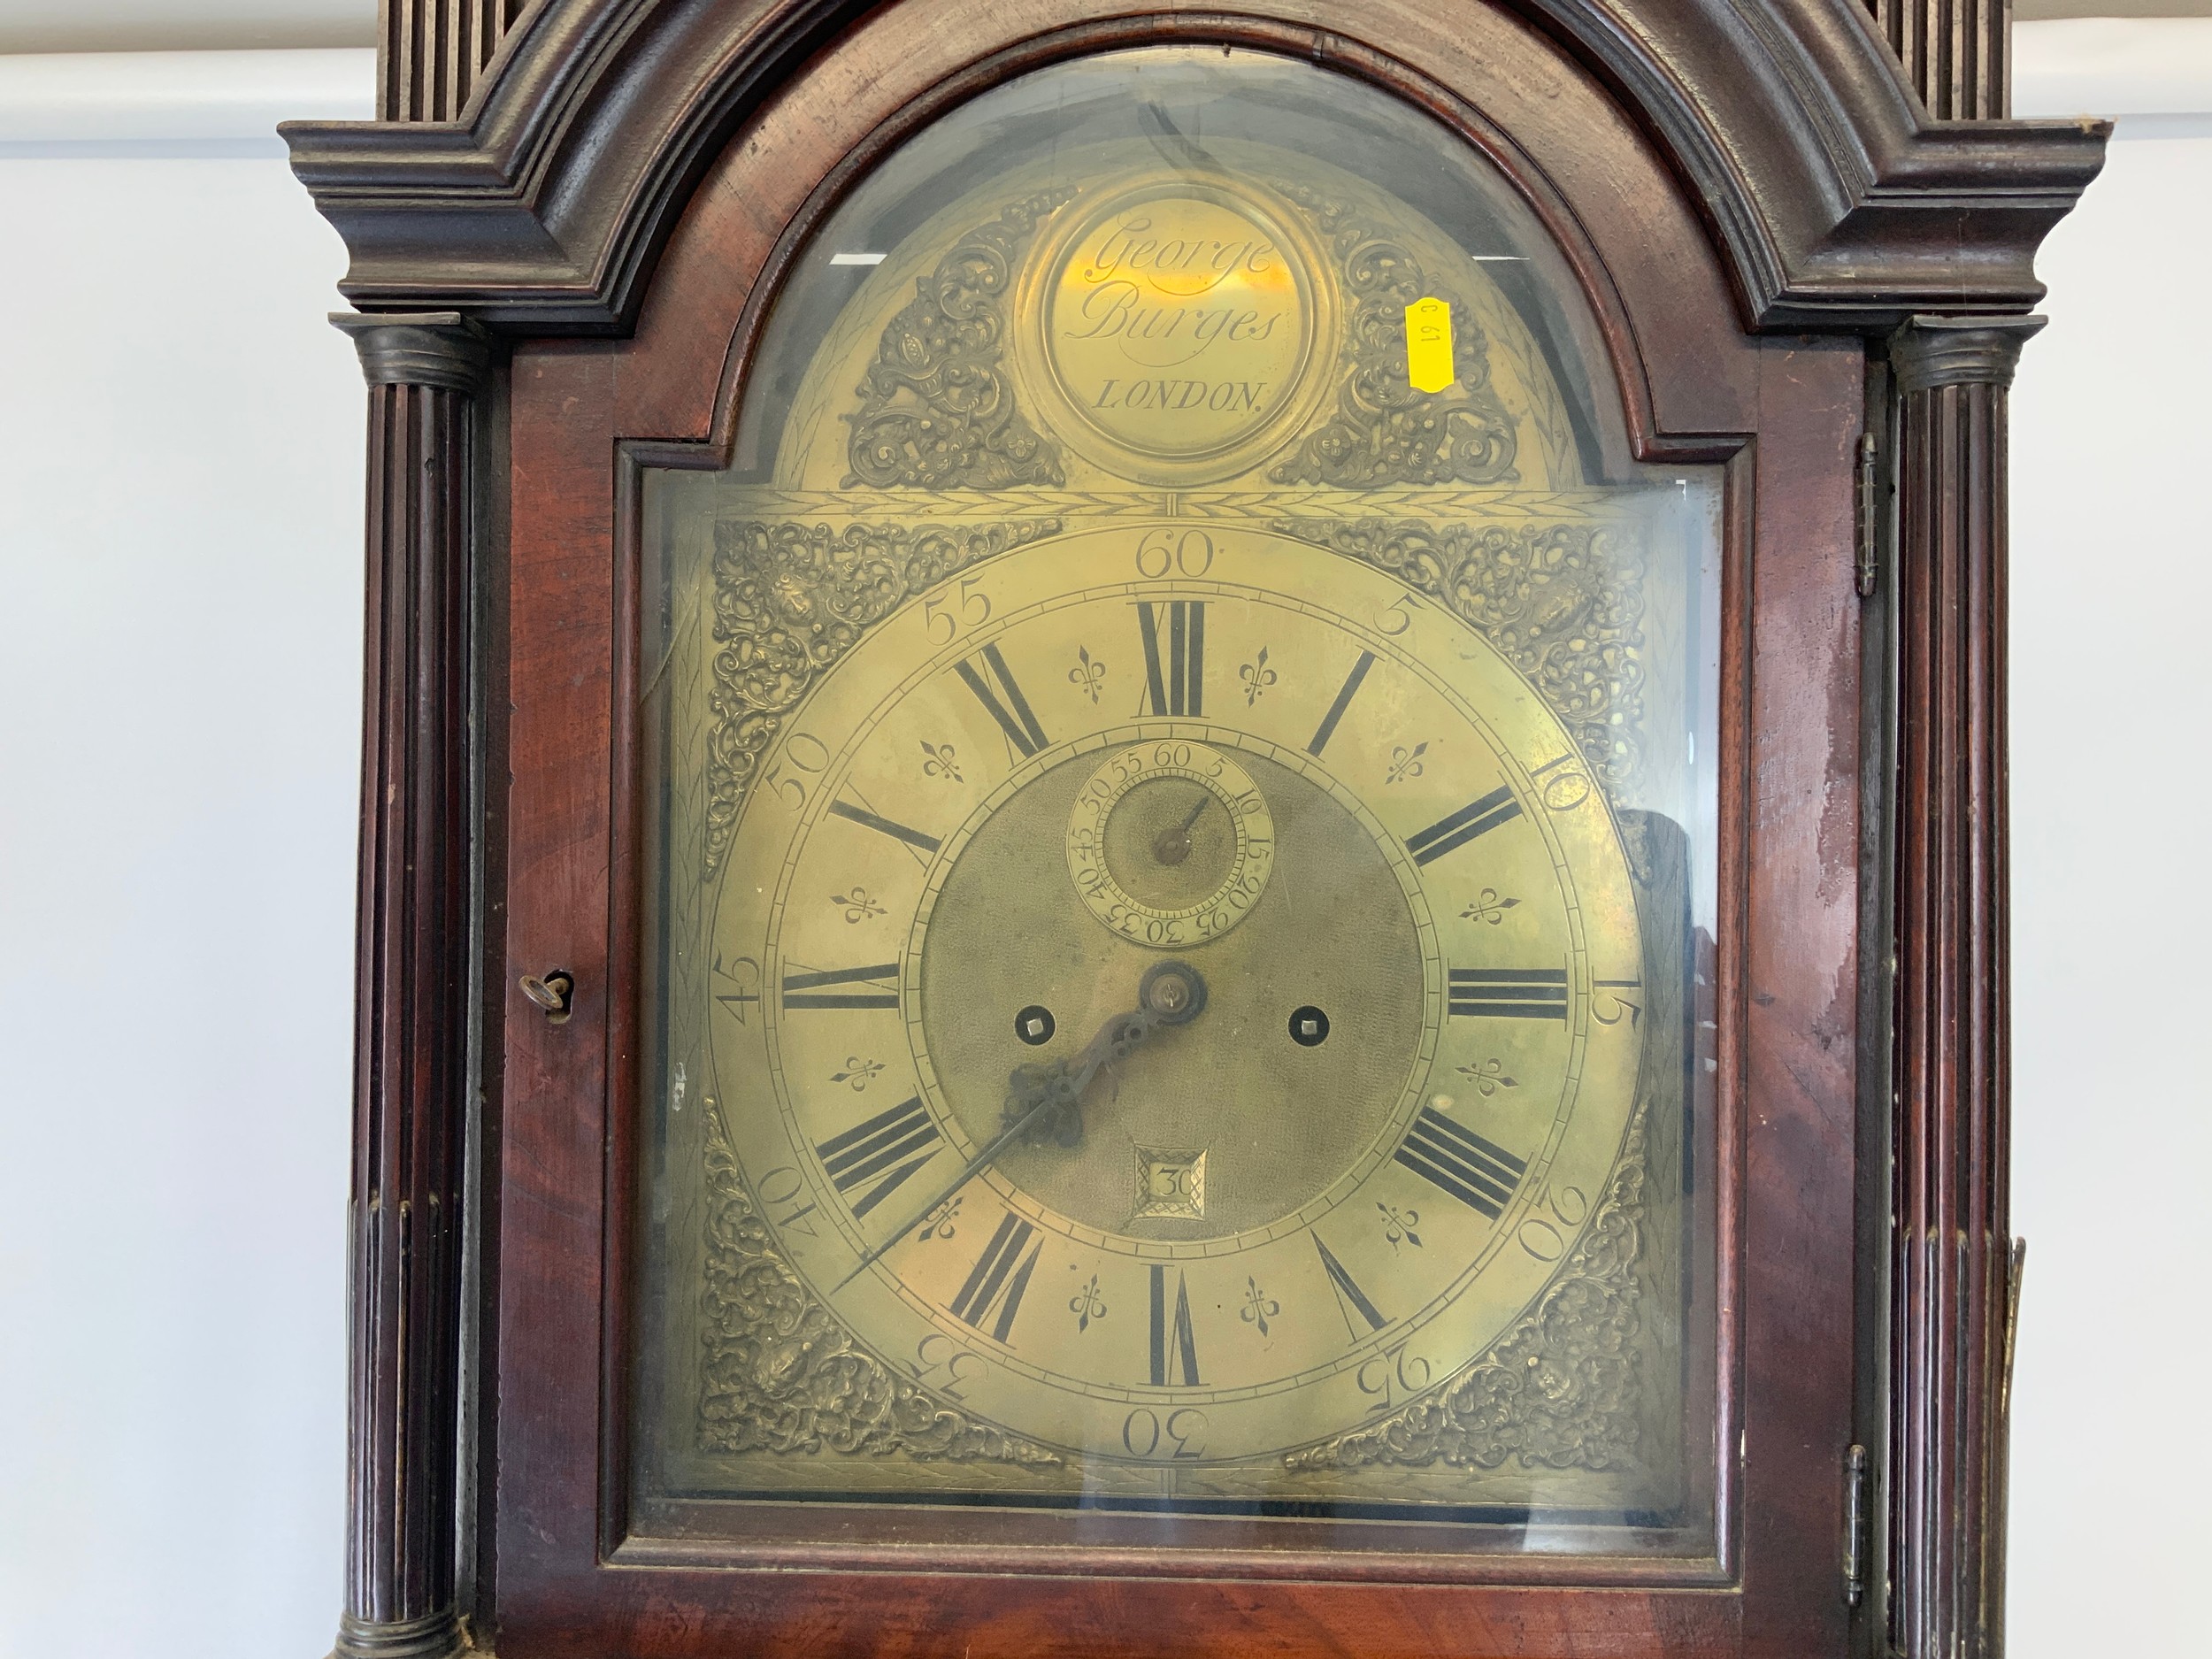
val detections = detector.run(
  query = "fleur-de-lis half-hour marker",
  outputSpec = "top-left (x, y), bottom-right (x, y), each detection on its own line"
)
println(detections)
top-left (1461, 887), bottom-right (1521, 926)
top-left (1239, 646), bottom-right (1277, 707)
top-left (833, 887), bottom-right (885, 923)
top-left (1240, 1276), bottom-right (1281, 1338)
top-left (1455, 1056), bottom-right (1518, 1097)
top-left (1069, 1273), bottom-right (1108, 1333)
top-left (1386, 741), bottom-right (1429, 785)
top-left (916, 1194), bottom-right (961, 1242)
top-left (919, 740), bottom-right (963, 783)
top-left (829, 1055), bottom-right (885, 1091)
top-left (1377, 1201), bottom-right (1424, 1252)
top-left (1068, 645), bottom-right (1107, 705)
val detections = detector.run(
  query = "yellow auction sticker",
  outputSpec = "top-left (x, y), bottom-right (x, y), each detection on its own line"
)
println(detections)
top-left (1403, 296), bottom-right (1455, 394)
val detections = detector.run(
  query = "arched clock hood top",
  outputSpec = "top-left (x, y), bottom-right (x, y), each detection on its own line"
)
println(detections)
top-left (282, 0), bottom-right (2106, 337)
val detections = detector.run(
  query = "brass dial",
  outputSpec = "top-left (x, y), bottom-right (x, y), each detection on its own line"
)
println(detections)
top-left (708, 523), bottom-right (1644, 1469)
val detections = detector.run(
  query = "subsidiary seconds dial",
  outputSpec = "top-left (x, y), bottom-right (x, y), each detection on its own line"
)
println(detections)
top-left (1065, 741), bottom-right (1276, 947)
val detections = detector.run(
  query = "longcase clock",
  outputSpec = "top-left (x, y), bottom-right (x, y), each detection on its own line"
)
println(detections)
top-left (284, 3), bottom-right (2103, 1656)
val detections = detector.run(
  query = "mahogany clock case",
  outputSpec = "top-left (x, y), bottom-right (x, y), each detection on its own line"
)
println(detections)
top-left (518, 15), bottom-right (1816, 1638)
top-left (281, 2), bottom-right (2107, 1657)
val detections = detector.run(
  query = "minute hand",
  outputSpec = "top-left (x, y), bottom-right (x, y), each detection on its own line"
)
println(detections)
top-left (830, 960), bottom-right (1206, 1293)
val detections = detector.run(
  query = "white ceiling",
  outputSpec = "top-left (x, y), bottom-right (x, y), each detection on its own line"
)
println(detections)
top-left (0, 0), bottom-right (2205, 58)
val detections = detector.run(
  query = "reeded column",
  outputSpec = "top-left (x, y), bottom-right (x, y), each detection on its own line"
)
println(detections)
top-left (328, 311), bottom-right (492, 1659)
top-left (1864, 0), bottom-right (2008, 119)
top-left (381, 0), bottom-right (532, 121)
top-left (1886, 313), bottom-right (2042, 1659)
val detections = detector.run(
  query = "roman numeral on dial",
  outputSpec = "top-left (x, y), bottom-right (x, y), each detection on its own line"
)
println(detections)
top-left (1406, 785), bottom-right (1524, 866)
top-left (953, 642), bottom-right (1048, 758)
top-left (1307, 650), bottom-right (1375, 756)
top-left (948, 1212), bottom-right (1042, 1344)
top-left (827, 799), bottom-right (941, 856)
top-left (1313, 1233), bottom-right (1386, 1340)
top-left (815, 1096), bottom-right (941, 1220)
top-left (1448, 967), bottom-right (1567, 1020)
top-left (1137, 600), bottom-right (1205, 717)
top-left (781, 963), bottom-right (900, 1010)
top-left (1148, 1265), bottom-right (1203, 1386)
top-left (1394, 1107), bottom-right (1528, 1219)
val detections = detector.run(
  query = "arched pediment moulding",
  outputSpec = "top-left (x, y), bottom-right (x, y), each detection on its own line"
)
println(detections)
top-left (286, 0), bottom-right (2106, 373)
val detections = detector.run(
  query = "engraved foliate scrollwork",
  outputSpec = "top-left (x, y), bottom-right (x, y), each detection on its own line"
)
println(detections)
top-left (703, 518), bottom-right (1061, 874)
top-left (1284, 1116), bottom-right (1647, 1475)
top-left (1270, 518), bottom-right (1646, 789)
top-left (844, 191), bottom-right (1073, 490)
top-left (699, 1099), bottom-right (1062, 1465)
top-left (1267, 183), bottom-right (1519, 488)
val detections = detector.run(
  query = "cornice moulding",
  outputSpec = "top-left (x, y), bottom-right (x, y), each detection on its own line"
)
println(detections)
top-left (280, 0), bottom-right (2108, 335)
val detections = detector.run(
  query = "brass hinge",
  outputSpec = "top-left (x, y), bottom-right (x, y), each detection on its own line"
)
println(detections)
top-left (2002, 1237), bottom-right (2027, 1417)
top-left (1854, 433), bottom-right (1880, 598)
top-left (1844, 1441), bottom-right (1870, 1607)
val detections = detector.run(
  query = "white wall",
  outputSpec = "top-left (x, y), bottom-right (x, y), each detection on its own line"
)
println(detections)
top-left (0, 34), bottom-right (2202, 1659)
top-left (2008, 31), bottom-right (2212, 1655)
top-left (0, 50), bottom-right (371, 1659)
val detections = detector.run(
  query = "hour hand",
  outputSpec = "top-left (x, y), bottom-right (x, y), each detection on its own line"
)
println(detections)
top-left (1003, 1057), bottom-right (1087, 1147)
top-left (831, 961), bottom-right (1206, 1291)
top-left (1003, 959), bottom-right (1207, 1146)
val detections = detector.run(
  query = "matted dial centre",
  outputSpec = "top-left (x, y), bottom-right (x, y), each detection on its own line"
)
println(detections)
top-left (925, 739), bottom-right (1423, 1242)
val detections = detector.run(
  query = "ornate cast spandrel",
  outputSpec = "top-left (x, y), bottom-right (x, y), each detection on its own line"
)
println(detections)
top-left (843, 193), bottom-right (1073, 491)
top-left (701, 519), bottom-right (1063, 876)
top-left (1263, 180), bottom-right (1524, 490)
top-left (698, 1097), bottom-right (1063, 1468)
top-left (1284, 1106), bottom-right (1649, 1479)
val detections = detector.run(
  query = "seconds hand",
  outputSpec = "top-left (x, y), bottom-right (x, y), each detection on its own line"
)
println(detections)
top-left (1152, 792), bottom-right (1212, 867)
top-left (831, 960), bottom-right (1207, 1293)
